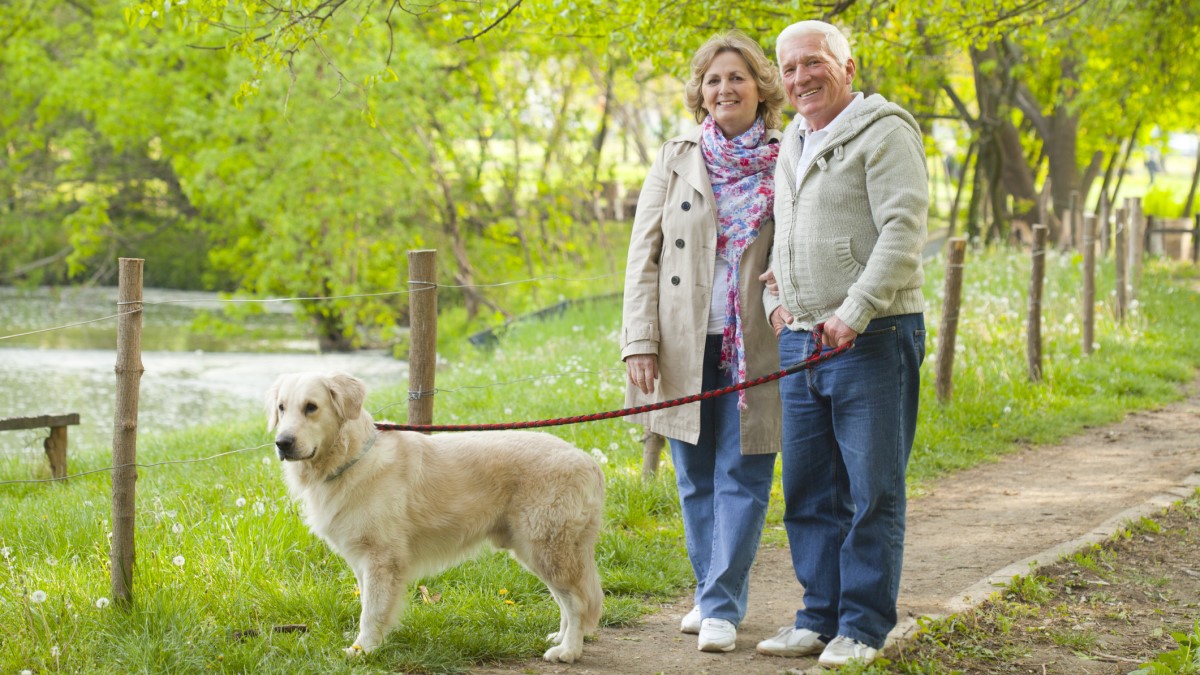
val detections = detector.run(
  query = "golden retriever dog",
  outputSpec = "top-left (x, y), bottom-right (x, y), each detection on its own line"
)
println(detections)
top-left (266, 371), bottom-right (605, 662)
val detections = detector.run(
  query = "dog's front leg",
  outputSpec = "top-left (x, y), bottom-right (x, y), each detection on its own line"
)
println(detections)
top-left (346, 561), bottom-right (408, 657)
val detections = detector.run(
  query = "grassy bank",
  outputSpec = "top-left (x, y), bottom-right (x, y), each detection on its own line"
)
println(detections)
top-left (1, 247), bottom-right (1198, 673)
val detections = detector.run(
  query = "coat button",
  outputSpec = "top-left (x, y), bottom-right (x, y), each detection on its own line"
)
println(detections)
top-left (670, 276), bottom-right (681, 286)
top-left (681, 201), bottom-right (691, 211)
top-left (675, 239), bottom-right (685, 249)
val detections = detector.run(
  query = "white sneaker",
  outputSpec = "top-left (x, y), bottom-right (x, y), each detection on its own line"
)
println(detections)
top-left (818, 635), bottom-right (879, 667)
top-left (755, 626), bottom-right (827, 657)
top-left (680, 606), bottom-right (702, 634)
top-left (697, 618), bottom-right (737, 653)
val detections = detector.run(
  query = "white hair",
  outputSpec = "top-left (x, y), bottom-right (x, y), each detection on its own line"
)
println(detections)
top-left (776, 20), bottom-right (853, 65)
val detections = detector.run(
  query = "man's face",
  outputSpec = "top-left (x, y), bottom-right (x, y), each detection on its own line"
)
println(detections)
top-left (778, 33), bottom-right (856, 132)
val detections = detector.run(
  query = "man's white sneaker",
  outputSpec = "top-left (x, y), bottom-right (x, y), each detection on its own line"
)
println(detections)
top-left (680, 606), bottom-right (702, 634)
top-left (755, 626), bottom-right (827, 657)
top-left (697, 618), bottom-right (737, 653)
top-left (817, 635), bottom-right (879, 667)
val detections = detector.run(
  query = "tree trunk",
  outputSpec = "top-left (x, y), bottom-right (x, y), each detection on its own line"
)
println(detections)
top-left (1183, 132), bottom-right (1200, 217)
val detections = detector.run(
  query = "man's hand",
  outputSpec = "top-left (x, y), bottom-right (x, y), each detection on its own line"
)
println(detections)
top-left (770, 306), bottom-right (793, 338)
top-left (821, 315), bottom-right (858, 348)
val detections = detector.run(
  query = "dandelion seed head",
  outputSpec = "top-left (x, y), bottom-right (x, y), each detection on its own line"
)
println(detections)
top-left (30, 590), bottom-right (47, 603)
top-left (172, 555), bottom-right (185, 567)
top-left (172, 523), bottom-right (184, 534)
top-left (51, 645), bottom-right (61, 657)
top-left (235, 497), bottom-right (247, 508)
top-left (95, 597), bottom-right (110, 609)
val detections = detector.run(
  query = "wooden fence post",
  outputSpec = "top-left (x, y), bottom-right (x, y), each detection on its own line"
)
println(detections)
top-left (1193, 214), bottom-right (1200, 264)
top-left (1127, 197), bottom-right (1144, 301)
top-left (640, 431), bottom-right (665, 480)
top-left (111, 258), bottom-right (144, 608)
top-left (407, 250), bottom-right (438, 428)
top-left (1027, 226), bottom-right (1048, 383)
top-left (1114, 208), bottom-right (1128, 323)
top-left (935, 238), bottom-right (968, 403)
top-left (1082, 215), bottom-right (1096, 356)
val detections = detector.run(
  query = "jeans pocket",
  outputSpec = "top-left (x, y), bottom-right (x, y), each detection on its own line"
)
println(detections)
top-left (913, 329), bottom-right (927, 365)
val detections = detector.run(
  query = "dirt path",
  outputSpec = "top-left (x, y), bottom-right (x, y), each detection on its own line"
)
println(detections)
top-left (480, 383), bottom-right (1200, 674)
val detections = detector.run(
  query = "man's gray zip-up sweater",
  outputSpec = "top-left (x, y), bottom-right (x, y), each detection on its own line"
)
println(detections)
top-left (766, 93), bottom-right (928, 333)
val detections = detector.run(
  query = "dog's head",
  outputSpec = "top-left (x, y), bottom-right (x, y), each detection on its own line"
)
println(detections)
top-left (266, 372), bottom-right (367, 462)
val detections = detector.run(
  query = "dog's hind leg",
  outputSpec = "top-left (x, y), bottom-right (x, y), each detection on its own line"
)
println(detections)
top-left (346, 561), bottom-right (409, 657)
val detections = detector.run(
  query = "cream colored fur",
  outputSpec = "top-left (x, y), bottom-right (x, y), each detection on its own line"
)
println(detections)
top-left (266, 371), bottom-right (605, 662)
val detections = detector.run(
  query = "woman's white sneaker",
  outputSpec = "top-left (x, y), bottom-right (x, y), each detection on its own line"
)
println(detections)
top-left (697, 618), bottom-right (737, 652)
top-left (817, 635), bottom-right (879, 667)
top-left (680, 606), bottom-right (702, 634)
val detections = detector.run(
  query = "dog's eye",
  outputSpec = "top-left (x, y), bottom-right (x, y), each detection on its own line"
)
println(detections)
top-left (304, 402), bottom-right (318, 414)
top-left (278, 403), bottom-right (284, 412)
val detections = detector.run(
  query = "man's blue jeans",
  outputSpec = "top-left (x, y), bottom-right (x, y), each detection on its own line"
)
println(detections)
top-left (669, 334), bottom-right (776, 626)
top-left (777, 313), bottom-right (925, 648)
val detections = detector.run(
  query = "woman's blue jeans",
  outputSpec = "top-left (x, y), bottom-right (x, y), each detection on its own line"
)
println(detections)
top-left (777, 313), bottom-right (925, 648)
top-left (668, 334), bottom-right (776, 626)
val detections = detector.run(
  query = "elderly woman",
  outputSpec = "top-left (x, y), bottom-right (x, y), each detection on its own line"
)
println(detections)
top-left (620, 30), bottom-right (785, 654)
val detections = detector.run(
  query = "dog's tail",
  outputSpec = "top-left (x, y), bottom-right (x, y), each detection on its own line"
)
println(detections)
top-left (582, 560), bottom-right (604, 633)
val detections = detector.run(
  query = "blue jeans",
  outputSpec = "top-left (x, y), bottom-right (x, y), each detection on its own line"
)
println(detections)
top-left (778, 314), bottom-right (925, 648)
top-left (669, 334), bottom-right (776, 626)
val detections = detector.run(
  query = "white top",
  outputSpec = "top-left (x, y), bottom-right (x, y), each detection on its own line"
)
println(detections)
top-left (708, 257), bottom-right (730, 334)
top-left (796, 92), bottom-right (864, 189)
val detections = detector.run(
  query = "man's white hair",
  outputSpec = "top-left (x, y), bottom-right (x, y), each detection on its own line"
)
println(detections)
top-left (776, 20), bottom-right (853, 65)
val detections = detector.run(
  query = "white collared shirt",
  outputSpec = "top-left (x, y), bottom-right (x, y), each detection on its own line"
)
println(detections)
top-left (796, 92), bottom-right (864, 190)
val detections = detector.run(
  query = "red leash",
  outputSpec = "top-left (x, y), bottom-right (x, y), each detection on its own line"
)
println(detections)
top-left (376, 325), bottom-right (851, 433)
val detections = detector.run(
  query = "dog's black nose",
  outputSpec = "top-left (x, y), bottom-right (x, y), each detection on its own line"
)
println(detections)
top-left (275, 436), bottom-right (294, 460)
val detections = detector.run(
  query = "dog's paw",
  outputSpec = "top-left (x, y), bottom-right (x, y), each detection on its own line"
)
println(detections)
top-left (344, 644), bottom-right (367, 658)
top-left (543, 644), bottom-right (582, 663)
top-left (546, 631), bottom-right (563, 644)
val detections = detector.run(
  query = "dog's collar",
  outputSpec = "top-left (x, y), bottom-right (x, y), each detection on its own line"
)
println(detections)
top-left (324, 430), bottom-right (378, 483)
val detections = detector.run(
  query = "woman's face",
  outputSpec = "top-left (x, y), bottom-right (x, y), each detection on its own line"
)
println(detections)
top-left (702, 50), bottom-right (762, 139)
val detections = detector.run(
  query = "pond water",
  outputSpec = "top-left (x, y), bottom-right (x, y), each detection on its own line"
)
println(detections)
top-left (0, 286), bottom-right (408, 459)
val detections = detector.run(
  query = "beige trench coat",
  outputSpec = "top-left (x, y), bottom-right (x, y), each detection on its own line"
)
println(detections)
top-left (620, 126), bottom-right (782, 455)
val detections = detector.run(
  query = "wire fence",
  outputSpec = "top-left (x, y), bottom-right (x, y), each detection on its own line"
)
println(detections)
top-left (0, 271), bottom-right (640, 489)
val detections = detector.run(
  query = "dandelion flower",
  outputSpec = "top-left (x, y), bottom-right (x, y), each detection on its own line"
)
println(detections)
top-left (95, 597), bottom-right (110, 609)
top-left (498, 588), bottom-right (508, 595)
top-left (30, 590), bottom-right (47, 603)
top-left (172, 555), bottom-right (185, 567)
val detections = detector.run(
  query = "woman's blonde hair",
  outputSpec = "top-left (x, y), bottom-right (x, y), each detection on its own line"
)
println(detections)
top-left (685, 30), bottom-right (786, 131)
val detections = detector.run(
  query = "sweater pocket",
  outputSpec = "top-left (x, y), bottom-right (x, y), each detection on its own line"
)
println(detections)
top-left (805, 236), bottom-right (865, 312)
top-left (833, 236), bottom-right (866, 277)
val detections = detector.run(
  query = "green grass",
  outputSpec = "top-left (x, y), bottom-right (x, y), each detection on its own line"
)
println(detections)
top-left (2, 247), bottom-right (1199, 673)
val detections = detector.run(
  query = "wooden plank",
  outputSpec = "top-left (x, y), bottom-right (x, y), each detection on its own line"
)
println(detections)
top-left (0, 413), bottom-right (80, 431)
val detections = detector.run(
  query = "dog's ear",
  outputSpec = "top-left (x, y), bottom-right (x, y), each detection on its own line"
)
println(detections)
top-left (326, 372), bottom-right (367, 422)
top-left (266, 375), bottom-right (284, 430)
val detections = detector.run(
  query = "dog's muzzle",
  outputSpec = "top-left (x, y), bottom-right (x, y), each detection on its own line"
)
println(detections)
top-left (275, 435), bottom-right (299, 461)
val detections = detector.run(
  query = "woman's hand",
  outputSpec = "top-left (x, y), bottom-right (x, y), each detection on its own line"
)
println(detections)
top-left (625, 354), bottom-right (659, 395)
top-left (758, 269), bottom-right (779, 296)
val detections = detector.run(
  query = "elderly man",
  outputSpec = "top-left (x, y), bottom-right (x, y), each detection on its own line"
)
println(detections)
top-left (756, 19), bottom-right (928, 668)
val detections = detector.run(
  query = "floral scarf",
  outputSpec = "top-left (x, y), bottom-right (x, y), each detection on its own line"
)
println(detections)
top-left (700, 114), bottom-right (778, 409)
